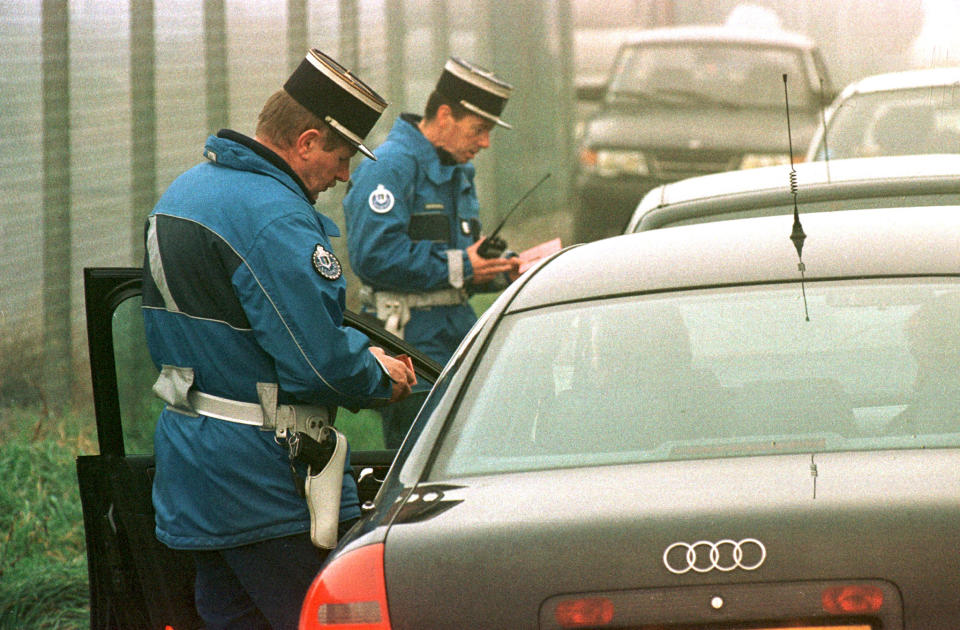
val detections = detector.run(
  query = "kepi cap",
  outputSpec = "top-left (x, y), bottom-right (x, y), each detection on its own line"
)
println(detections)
top-left (284, 49), bottom-right (387, 160)
top-left (436, 57), bottom-right (513, 129)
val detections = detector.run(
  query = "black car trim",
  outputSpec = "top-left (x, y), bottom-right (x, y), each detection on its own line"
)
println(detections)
top-left (84, 267), bottom-right (144, 456)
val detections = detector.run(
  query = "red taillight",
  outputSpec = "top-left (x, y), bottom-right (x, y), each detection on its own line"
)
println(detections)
top-left (299, 543), bottom-right (391, 630)
top-left (822, 585), bottom-right (884, 614)
top-left (554, 597), bottom-right (615, 627)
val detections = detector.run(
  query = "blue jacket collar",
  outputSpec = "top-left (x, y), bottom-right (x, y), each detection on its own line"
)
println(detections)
top-left (205, 130), bottom-right (314, 205)
top-left (202, 130), bottom-right (340, 236)
top-left (393, 115), bottom-right (473, 185)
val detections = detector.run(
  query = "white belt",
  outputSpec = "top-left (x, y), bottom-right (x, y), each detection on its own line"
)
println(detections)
top-left (187, 389), bottom-right (330, 432)
top-left (153, 365), bottom-right (330, 437)
top-left (360, 285), bottom-right (468, 309)
top-left (360, 285), bottom-right (468, 338)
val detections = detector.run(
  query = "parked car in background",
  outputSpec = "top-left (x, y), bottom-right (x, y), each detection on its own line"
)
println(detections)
top-left (573, 24), bottom-right (834, 243)
top-left (806, 66), bottom-right (960, 162)
top-left (626, 153), bottom-right (960, 232)
top-left (301, 206), bottom-right (960, 629)
top-left (76, 268), bottom-right (440, 629)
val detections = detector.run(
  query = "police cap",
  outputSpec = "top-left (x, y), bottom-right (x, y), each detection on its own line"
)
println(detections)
top-left (436, 57), bottom-right (514, 129)
top-left (284, 49), bottom-right (387, 160)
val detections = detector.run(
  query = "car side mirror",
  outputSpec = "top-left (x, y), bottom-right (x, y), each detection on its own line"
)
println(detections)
top-left (576, 81), bottom-right (606, 102)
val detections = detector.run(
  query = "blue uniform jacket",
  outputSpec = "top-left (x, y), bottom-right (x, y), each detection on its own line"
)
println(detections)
top-left (142, 131), bottom-right (391, 550)
top-left (343, 115), bottom-right (480, 365)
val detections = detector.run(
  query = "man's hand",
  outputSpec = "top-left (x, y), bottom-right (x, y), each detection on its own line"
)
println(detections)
top-left (467, 239), bottom-right (521, 285)
top-left (369, 346), bottom-right (417, 404)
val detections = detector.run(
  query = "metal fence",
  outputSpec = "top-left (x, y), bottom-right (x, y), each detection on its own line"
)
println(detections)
top-left (1, 0), bottom-right (590, 409)
top-left (0, 0), bottom-right (927, 409)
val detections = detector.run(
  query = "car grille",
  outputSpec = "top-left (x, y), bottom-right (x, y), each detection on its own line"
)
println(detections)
top-left (649, 149), bottom-right (741, 181)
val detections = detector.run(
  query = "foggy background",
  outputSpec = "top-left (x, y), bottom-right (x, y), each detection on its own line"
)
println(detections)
top-left (1, 0), bottom-right (956, 411)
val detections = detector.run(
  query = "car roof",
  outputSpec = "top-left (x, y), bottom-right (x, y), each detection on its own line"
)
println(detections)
top-left (626, 154), bottom-right (960, 231)
top-left (619, 25), bottom-right (815, 50)
top-left (508, 205), bottom-right (960, 312)
top-left (835, 66), bottom-right (960, 97)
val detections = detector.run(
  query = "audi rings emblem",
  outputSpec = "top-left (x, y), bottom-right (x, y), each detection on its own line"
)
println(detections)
top-left (662, 538), bottom-right (766, 574)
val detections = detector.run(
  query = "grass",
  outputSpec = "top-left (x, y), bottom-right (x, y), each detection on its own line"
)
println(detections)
top-left (0, 405), bottom-right (94, 630)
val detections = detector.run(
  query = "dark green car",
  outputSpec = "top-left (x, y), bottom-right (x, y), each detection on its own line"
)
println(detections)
top-left (573, 25), bottom-right (834, 243)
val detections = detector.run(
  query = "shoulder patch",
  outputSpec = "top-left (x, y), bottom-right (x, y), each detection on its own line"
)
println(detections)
top-left (368, 184), bottom-right (395, 214)
top-left (312, 244), bottom-right (342, 280)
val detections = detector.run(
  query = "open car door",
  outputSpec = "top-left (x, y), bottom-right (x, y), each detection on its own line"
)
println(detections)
top-left (77, 267), bottom-right (441, 630)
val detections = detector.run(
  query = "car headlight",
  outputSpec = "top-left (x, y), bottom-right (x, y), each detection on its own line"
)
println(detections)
top-left (579, 148), bottom-right (649, 177)
top-left (739, 153), bottom-right (793, 169)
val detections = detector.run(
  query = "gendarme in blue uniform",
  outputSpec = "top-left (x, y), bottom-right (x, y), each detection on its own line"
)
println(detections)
top-left (143, 130), bottom-right (392, 550)
top-left (343, 114), bottom-right (481, 366)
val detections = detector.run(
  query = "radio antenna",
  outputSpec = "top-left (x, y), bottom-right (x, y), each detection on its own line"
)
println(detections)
top-left (784, 73), bottom-right (810, 321)
top-left (486, 172), bottom-right (551, 243)
top-left (819, 77), bottom-right (831, 183)
top-left (476, 172), bottom-right (551, 258)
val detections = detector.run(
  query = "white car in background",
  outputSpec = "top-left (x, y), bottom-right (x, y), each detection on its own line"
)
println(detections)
top-left (806, 66), bottom-right (960, 162)
top-left (625, 153), bottom-right (960, 233)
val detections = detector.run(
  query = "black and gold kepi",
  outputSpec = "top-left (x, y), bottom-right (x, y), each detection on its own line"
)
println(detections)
top-left (284, 49), bottom-right (388, 160)
top-left (436, 57), bottom-right (513, 129)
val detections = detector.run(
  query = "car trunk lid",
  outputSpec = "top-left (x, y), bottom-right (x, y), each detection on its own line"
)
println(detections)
top-left (382, 449), bottom-right (960, 629)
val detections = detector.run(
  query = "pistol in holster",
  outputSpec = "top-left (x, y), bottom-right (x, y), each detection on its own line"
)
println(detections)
top-left (289, 426), bottom-right (347, 549)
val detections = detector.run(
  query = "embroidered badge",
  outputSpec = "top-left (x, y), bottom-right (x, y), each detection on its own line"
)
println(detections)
top-left (312, 244), bottom-right (342, 280)
top-left (368, 184), bottom-right (395, 214)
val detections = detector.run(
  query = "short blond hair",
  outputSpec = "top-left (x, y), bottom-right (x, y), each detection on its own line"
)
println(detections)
top-left (255, 89), bottom-right (348, 152)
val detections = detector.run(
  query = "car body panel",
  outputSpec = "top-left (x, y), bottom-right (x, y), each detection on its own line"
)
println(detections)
top-left (625, 154), bottom-right (960, 232)
top-left (383, 448), bottom-right (955, 628)
top-left (511, 206), bottom-right (960, 311)
top-left (582, 105), bottom-right (811, 155)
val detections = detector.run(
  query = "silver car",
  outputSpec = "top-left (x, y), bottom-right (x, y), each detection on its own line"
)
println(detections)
top-left (625, 153), bottom-right (960, 232)
top-left (806, 66), bottom-right (960, 162)
top-left (301, 205), bottom-right (960, 629)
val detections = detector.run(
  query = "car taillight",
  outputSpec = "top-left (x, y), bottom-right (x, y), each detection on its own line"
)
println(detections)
top-left (554, 596), bottom-right (615, 627)
top-left (822, 584), bottom-right (884, 614)
top-left (299, 543), bottom-right (391, 630)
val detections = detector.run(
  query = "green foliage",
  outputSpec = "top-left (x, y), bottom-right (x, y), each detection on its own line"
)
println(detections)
top-left (0, 406), bottom-right (94, 629)
top-left (0, 558), bottom-right (88, 629)
top-left (336, 409), bottom-right (386, 451)
top-left (469, 291), bottom-right (500, 315)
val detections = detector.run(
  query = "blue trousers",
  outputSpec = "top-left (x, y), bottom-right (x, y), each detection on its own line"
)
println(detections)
top-left (192, 532), bottom-right (331, 630)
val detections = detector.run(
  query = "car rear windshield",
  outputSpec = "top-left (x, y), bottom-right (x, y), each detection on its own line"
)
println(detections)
top-left (814, 87), bottom-right (960, 160)
top-left (432, 278), bottom-right (960, 477)
top-left (607, 42), bottom-right (812, 108)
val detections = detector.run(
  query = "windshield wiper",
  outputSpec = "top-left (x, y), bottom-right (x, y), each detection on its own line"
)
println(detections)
top-left (655, 88), bottom-right (746, 109)
top-left (610, 88), bottom-right (744, 109)
top-left (608, 89), bottom-right (690, 105)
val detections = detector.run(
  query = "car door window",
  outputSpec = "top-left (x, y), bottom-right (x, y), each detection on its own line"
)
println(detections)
top-left (112, 294), bottom-right (163, 453)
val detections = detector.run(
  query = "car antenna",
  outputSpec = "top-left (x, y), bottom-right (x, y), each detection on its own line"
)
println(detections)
top-left (783, 73), bottom-right (810, 321)
top-left (819, 77), bottom-right (831, 183)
